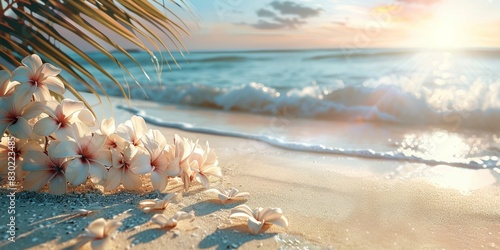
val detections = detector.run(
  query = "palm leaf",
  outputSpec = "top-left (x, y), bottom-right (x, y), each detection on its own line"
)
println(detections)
top-left (0, 0), bottom-right (191, 113)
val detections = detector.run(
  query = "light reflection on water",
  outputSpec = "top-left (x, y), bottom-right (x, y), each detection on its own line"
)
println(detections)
top-left (396, 131), bottom-right (477, 163)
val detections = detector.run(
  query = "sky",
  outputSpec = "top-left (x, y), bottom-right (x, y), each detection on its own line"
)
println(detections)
top-left (174, 0), bottom-right (500, 51)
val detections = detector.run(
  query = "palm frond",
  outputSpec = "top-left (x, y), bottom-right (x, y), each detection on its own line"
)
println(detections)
top-left (0, 0), bottom-right (191, 112)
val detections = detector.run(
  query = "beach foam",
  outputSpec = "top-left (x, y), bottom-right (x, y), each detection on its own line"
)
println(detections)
top-left (118, 104), bottom-right (500, 170)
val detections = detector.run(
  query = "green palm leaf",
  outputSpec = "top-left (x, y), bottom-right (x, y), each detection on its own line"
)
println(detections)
top-left (0, 0), bottom-right (191, 111)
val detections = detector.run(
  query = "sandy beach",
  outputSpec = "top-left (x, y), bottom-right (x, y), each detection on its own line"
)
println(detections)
top-left (0, 93), bottom-right (499, 250)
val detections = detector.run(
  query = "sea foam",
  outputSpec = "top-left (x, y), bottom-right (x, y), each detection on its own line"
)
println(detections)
top-left (118, 104), bottom-right (499, 170)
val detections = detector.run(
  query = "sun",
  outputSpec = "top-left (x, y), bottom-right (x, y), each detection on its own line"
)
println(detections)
top-left (414, 17), bottom-right (472, 49)
top-left (410, 6), bottom-right (474, 49)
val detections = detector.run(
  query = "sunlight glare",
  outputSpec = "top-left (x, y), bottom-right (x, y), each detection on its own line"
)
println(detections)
top-left (413, 7), bottom-right (473, 49)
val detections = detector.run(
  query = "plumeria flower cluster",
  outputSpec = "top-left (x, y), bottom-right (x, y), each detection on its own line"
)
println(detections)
top-left (2, 54), bottom-right (289, 244)
top-left (0, 54), bottom-right (222, 195)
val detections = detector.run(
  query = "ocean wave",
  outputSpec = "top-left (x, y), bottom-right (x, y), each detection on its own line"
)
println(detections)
top-left (106, 81), bottom-right (500, 131)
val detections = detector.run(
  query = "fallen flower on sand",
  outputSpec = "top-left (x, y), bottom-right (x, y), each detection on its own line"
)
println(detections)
top-left (205, 187), bottom-right (250, 203)
top-left (74, 204), bottom-right (103, 216)
top-left (230, 205), bottom-right (288, 235)
top-left (138, 192), bottom-right (182, 212)
top-left (151, 211), bottom-right (195, 228)
top-left (190, 141), bottom-right (222, 188)
top-left (74, 218), bottom-right (122, 250)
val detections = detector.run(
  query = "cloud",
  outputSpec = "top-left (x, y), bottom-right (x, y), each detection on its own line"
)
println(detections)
top-left (256, 8), bottom-right (277, 18)
top-left (241, 1), bottom-right (321, 30)
top-left (251, 17), bottom-right (305, 29)
top-left (269, 1), bottom-right (321, 18)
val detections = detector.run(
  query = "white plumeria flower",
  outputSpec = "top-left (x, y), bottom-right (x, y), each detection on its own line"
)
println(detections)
top-left (138, 192), bottom-right (182, 212)
top-left (11, 54), bottom-right (65, 101)
top-left (115, 115), bottom-right (147, 147)
top-left (98, 118), bottom-right (126, 150)
top-left (33, 99), bottom-right (95, 138)
top-left (105, 144), bottom-right (146, 191)
top-left (205, 187), bottom-right (250, 203)
top-left (22, 141), bottom-right (69, 195)
top-left (0, 70), bottom-right (17, 97)
top-left (0, 91), bottom-right (47, 139)
top-left (189, 141), bottom-right (221, 188)
top-left (74, 218), bottom-right (122, 250)
top-left (230, 205), bottom-right (289, 235)
top-left (168, 134), bottom-right (196, 191)
top-left (131, 129), bottom-right (181, 191)
top-left (52, 122), bottom-right (111, 186)
top-left (151, 211), bottom-right (194, 228)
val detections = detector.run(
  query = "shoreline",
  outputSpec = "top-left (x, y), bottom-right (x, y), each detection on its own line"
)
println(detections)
top-left (1, 93), bottom-right (499, 249)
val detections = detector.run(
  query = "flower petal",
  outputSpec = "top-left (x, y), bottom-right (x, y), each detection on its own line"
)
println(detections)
top-left (23, 171), bottom-right (53, 191)
top-left (111, 148), bottom-right (123, 169)
top-left (218, 194), bottom-right (230, 202)
top-left (260, 208), bottom-right (283, 222)
top-left (88, 134), bottom-right (107, 153)
top-left (105, 167), bottom-right (123, 191)
top-left (93, 149), bottom-right (112, 167)
top-left (138, 199), bottom-right (157, 208)
top-left (89, 162), bottom-right (107, 184)
top-left (11, 85), bottom-right (32, 110)
top-left (165, 157), bottom-right (182, 177)
top-left (33, 117), bottom-right (60, 136)
top-left (22, 54), bottom-right (43, 72)
top-left (49, 174), bottom-right (67, 195)
top-left (143, 129), bottom-right (167, 150)
top-left (8, 117), bottom-right (32, 139)
top-left (52, 141), bottom-right (79, 158)
top-left (42, 76), bottom-right (65, 95)
top-left (173, 211), bottom-right (195, 221)
top-left (65, 159), bottom-right (89, 186)
top-left (151, 169), bottom-right (168, 191)
top-left (233, 192), bottom-right (251, 199)
top-left (104, 220), bottom-right (122, 235)
top-left (11, 66), bottom-right (30, 83)
top-left (131, 115), bottom-right (147, 140)
top-left (22, 101), bottom-right (47, 120)
top-left (204, 188), bottom-right (223, 196)
top-left (230, 205), bottom-right (254, 219)
top-left (86, 218), bottom-right (106, 238)
top-left (61, 99), bottom-right (83, 115)
top-left (247, 217), bottom-right (264, 235)
top-left (151, 214), bottom-right (173, 227)
top-left (129, 154), bottom-right (152, 175)
top-left (267, 215), bottom-right (289, 229)
top-left (100, 118), bottom-right (115, 136)
top-left (0, 120), bottom-right (10, 136)
top-left (196, 174), bottom-right (210, 189)
top-left (122, 170), bottom-right (142, 191)
top-left (77, 109), bottom-right (95, 126)
top-left (22, 150), bottom-right (52, 171)
top-left (201, 166), bottom-right (222, 178)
